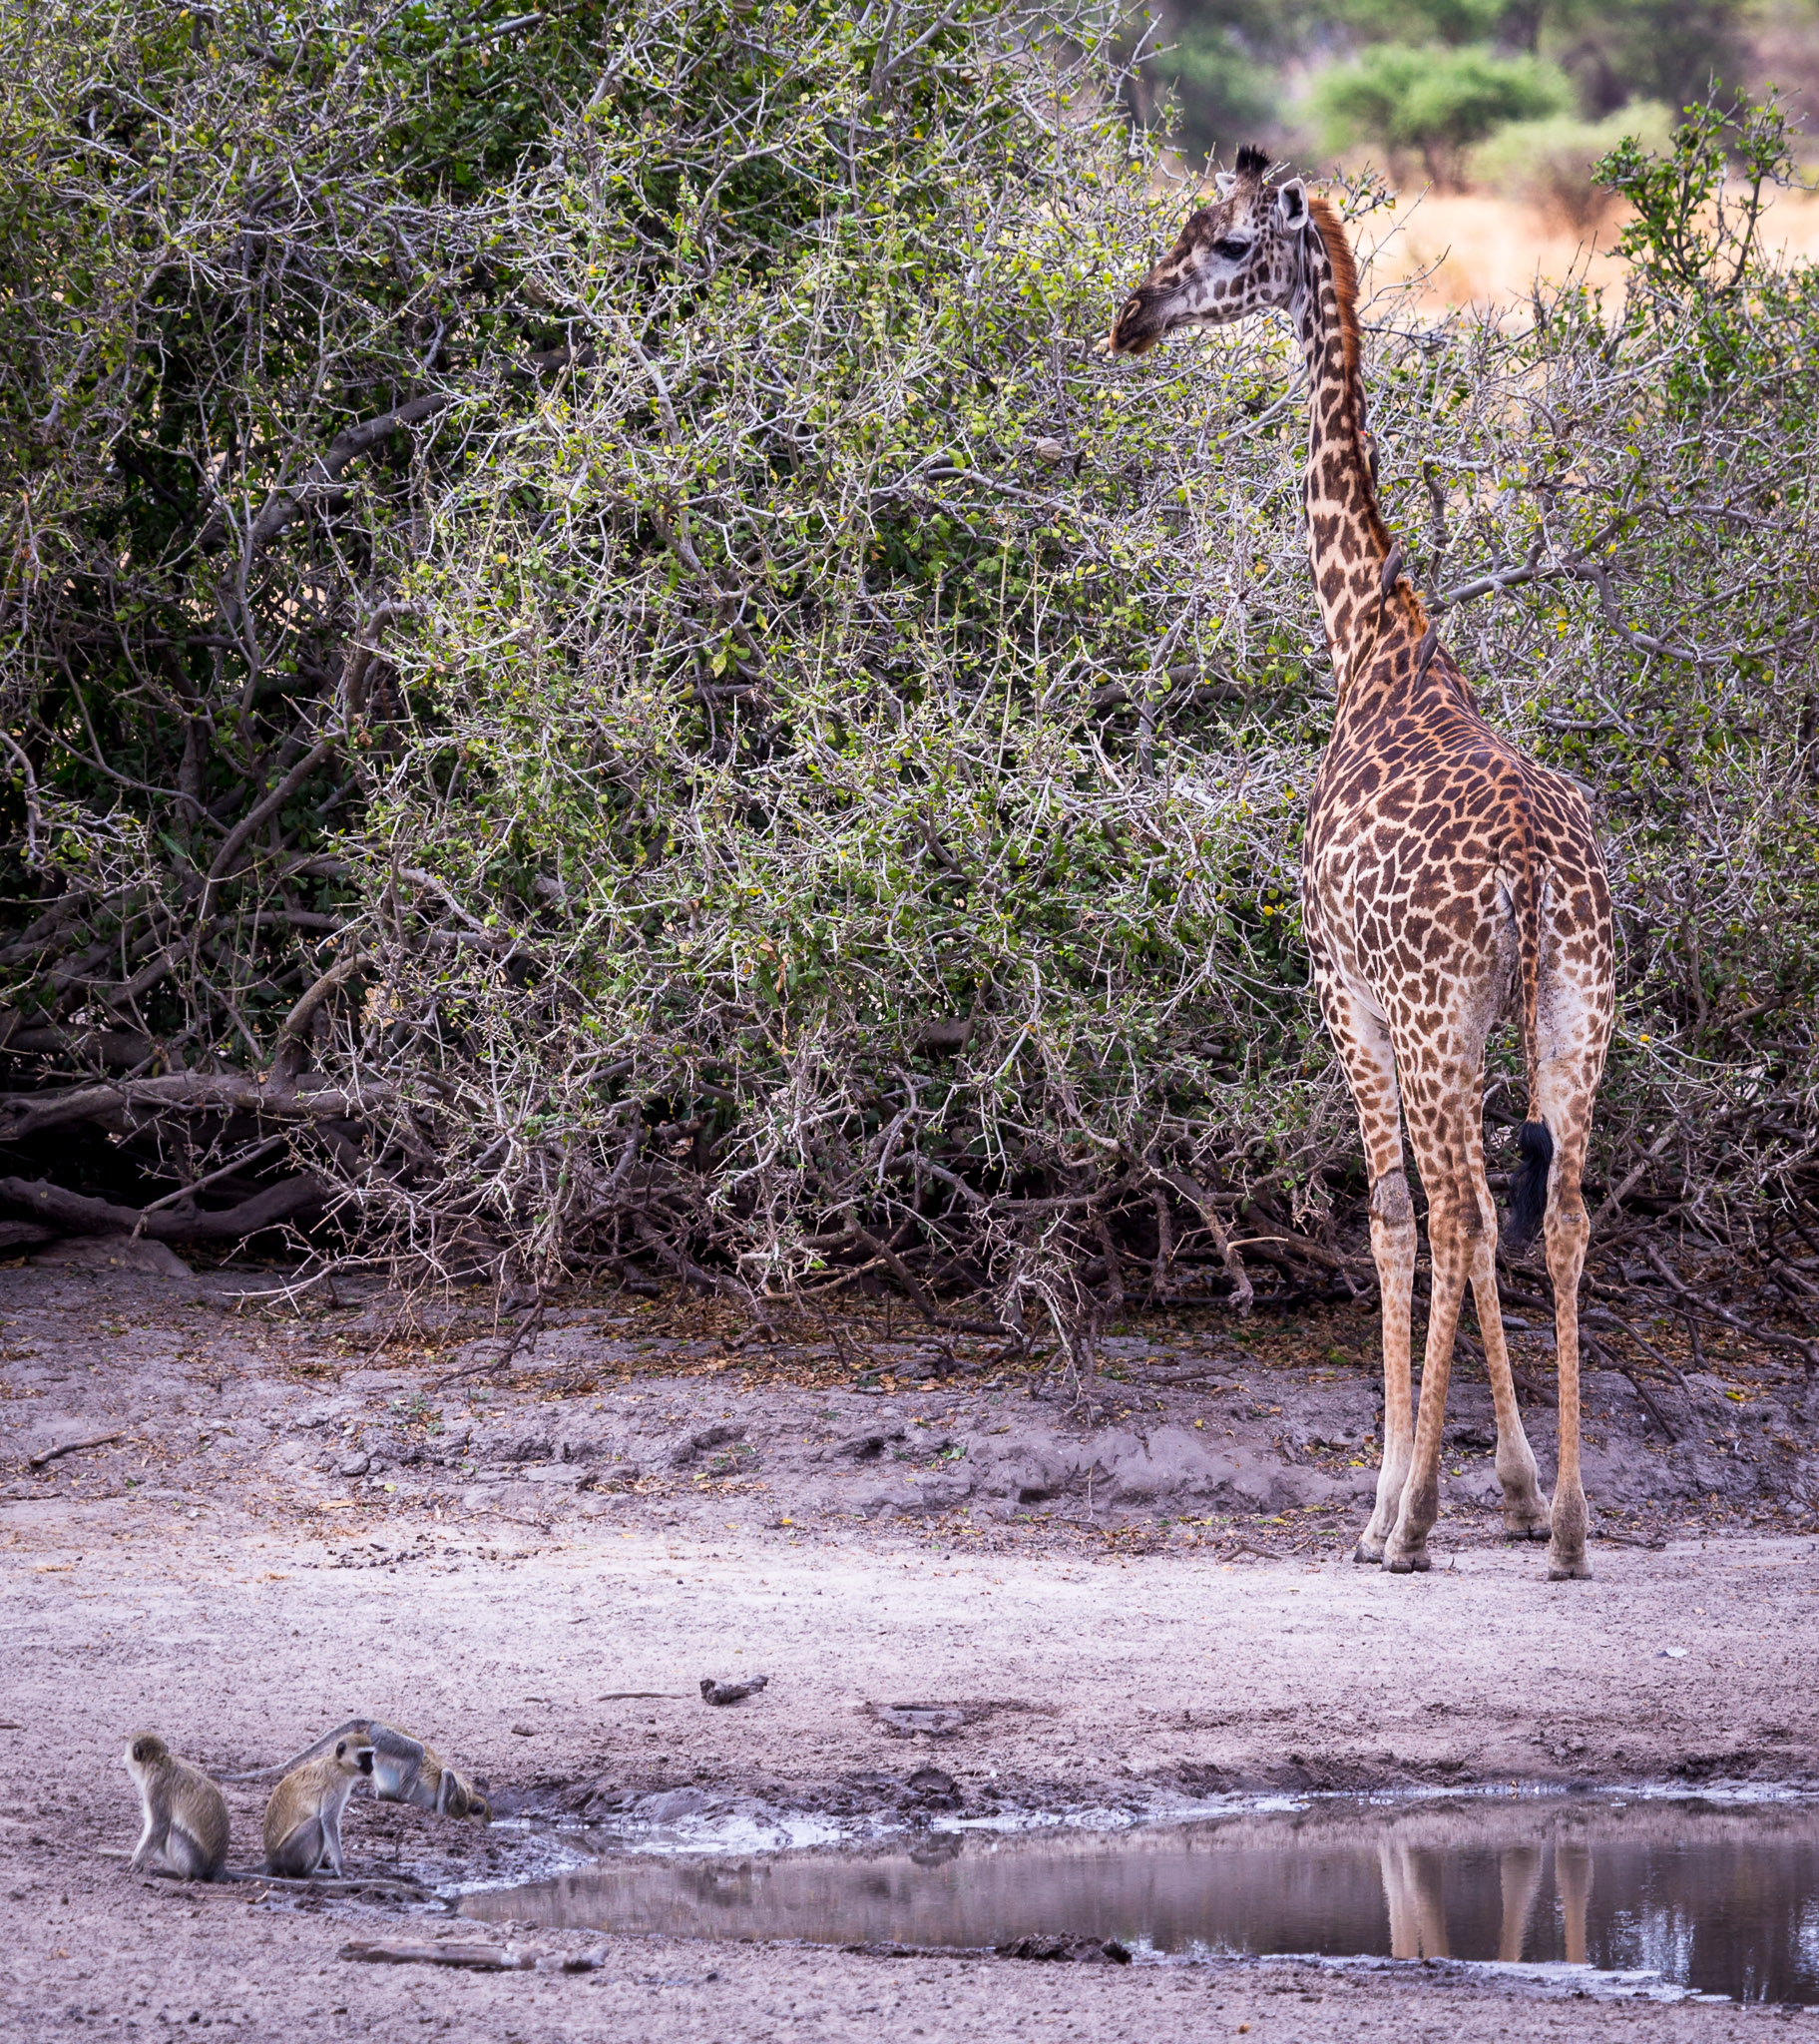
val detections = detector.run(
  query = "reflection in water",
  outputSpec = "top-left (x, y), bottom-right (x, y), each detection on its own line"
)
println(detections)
top-left (1559, 1841), bottom-right (1593, 1966)
top-left (1377, 1834), bottom-right (1589, 1962)
top-left (1499, 1842), bottom-right (1542, 1962)
top-left (462, 1796), bottom-right (1819, 2003)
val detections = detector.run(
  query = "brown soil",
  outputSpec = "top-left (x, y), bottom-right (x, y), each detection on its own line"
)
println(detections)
top-left (2, 1257), bottom-right (1815, 2040)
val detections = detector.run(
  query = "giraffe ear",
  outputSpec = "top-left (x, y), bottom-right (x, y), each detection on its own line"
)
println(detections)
top-left (1212, 171), bottom-right (1238, 198)
top-left (1276, 178), bottom-right (1308, 228)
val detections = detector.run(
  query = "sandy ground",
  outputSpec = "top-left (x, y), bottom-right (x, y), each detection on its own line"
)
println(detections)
top-left (3, 1257), bottom-right (1817, 2039)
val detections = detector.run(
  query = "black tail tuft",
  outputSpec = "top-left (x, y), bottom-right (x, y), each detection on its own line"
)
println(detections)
top-left (1503, 1119), bottom-right (1554, 1252)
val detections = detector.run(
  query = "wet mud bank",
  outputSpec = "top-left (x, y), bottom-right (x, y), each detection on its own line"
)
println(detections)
top-left (5, 1262), bottom-right (1818, 1548)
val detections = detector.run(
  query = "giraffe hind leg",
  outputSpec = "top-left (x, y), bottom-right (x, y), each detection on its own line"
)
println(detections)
top-left (1356, 1166), bottom-right (1416, 1564)
top-left (1543, 1127), bottom-right (1593, 1580)
top-left (1531, 988), bottom-right (1609, 1579)
top-left (1469, 1207), bottom-right (1549, 1539)
top-left (1310, 972), bottom-right (1413, 1567)
top-left (1383, 1079), bottom-right (1489, 1573)
top-left (1383, 1184), bottom-right (1466, 1573)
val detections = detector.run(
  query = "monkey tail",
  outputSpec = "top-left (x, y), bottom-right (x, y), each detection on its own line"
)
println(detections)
top-left (217, 1719), bottom-right (375, 1785)
top-left (1501, 799), bottom-right (1553, 1253)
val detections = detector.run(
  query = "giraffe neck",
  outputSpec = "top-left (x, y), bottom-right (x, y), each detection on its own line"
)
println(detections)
top-left (1291, 200), bottom-right (1422, 695)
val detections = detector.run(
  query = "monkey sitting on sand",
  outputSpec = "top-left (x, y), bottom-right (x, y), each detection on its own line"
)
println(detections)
top-left (263, 1734), bottom-right (375, 1877)
top-left (122, 1733), bottom-right (229, 1880)
top-left (228, 1718), bottom-right (489, 1822)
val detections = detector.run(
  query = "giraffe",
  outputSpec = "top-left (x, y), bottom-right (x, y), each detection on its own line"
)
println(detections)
top-left (1109, 149), bottom-right (1615, 1579)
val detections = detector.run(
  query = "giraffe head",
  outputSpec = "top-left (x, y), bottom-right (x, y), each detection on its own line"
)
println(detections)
top-left (1108, 145), bottom-right (1308, 354)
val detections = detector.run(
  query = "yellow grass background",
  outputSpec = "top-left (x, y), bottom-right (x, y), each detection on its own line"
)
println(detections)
top-left (1362, 185), bottom-right (1819, 304)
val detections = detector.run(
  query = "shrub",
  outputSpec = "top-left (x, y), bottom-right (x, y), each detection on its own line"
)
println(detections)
top-left (1312, 43), bottom-right (1575, 185)
top-left (2, 10), bottom-right (1816, 1343)
top-left (1469, 103), bottom-right (1673, 228)
top-left (1594, 89), bottom-right (1797, 293)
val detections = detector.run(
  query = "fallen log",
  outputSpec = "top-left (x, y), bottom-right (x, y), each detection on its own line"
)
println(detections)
top-left (0, 1174), bottom-right (323, 1246)
top-left (340, 1941), bottom-right (533, 1971)
top-left (29, 1430), bottom-right (124, 1469)
top-left (0, 1070), bottom-right (393, 1145)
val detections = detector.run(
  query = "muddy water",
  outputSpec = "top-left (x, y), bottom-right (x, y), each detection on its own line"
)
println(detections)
top-left (462, 1795), bottom-right (1819, 2001)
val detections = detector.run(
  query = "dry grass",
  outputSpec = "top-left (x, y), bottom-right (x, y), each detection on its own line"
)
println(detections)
top-left (1365, 185), bottom-right (1819, 306)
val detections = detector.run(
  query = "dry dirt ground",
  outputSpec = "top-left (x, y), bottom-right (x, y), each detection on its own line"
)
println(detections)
top-left (3, 1252), bottom-right (1818, 2041)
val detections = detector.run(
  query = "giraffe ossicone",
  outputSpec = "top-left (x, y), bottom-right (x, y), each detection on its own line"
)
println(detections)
top-left (1111, 151), bottom-right (1616, 1580)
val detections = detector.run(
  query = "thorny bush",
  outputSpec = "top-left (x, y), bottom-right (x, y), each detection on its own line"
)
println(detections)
top-left (1, 5), bottom-right (1816, 1355)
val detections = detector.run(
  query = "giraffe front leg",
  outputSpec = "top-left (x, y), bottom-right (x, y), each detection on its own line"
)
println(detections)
top-left (1356, 1169), bottom-right (1415, 1564)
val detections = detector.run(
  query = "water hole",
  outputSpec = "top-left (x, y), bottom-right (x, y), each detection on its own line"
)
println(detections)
top-left (461, 1792), bottom-right (1819, 2002)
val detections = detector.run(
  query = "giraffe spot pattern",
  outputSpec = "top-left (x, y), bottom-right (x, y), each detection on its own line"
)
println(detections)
top-left (1111, 151), bottom-right (1617, 1573)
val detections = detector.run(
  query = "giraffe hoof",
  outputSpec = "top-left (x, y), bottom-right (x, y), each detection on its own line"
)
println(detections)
top-left (1351, 1540), bottom-right (1384, 1566)
top-left (1384, 1548), bottom-right (1430, 1575)
top-left (1548, 1552), bottom-right (1592, 1581)
top-left (1502, 1520), bottom-right (1551, 1543)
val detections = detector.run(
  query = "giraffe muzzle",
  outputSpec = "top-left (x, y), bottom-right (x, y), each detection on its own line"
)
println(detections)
top-left (1108, 290), bottom-right (1165, 355)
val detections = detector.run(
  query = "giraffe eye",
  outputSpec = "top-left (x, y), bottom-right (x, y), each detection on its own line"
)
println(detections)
top-left (1212, 238), bottom-right (1250, 261)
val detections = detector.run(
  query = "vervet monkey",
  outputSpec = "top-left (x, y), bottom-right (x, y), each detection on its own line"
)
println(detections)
top-left (262, 1735), bottom-right (374, 1877)
top-left (122, 1733), bottom-right (229, 1880)
top-left (227, 1718), bottom-right (489, 1821)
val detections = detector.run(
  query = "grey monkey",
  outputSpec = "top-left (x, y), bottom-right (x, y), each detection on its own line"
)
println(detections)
top-left (122, 1732), bottom-right (229, 1880)
top-left (227, 1718), bottom-right (489, 1821)
top-left (262, 1735), bottom-right (374, 1877)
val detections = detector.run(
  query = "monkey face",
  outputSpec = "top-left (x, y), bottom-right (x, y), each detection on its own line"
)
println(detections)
top-left (433, 1767), bottom-right (490, 1823)
top-left (334, 1738), bottom-right (376, 1777)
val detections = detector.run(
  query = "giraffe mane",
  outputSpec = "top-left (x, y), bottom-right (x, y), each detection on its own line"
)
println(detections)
top-left (1305, 195), bottom-right (1362, 391)
top-left (1306, 193), bottom-right (1425, 630)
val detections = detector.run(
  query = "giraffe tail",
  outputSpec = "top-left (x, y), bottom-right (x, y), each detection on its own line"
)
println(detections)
top-left (1501, 811), bottom-right (1553, 1253)
top-left (1505, 1119), bottom-right (1553, 1252)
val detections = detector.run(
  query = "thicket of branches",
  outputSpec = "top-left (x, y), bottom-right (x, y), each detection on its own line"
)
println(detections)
top-left (2, 1), bottom-right (1816, 1352)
